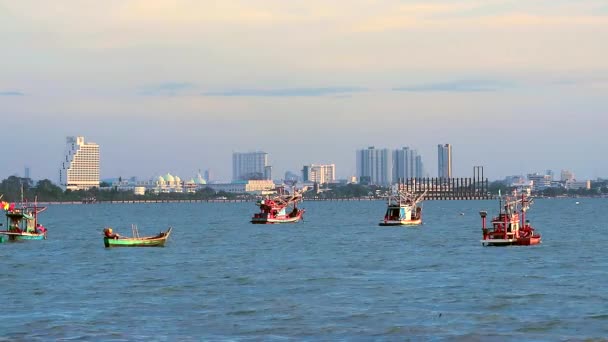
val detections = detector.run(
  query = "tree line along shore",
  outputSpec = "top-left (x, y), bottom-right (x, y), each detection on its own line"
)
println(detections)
top-left (1, 175), bottom-right (606, 204)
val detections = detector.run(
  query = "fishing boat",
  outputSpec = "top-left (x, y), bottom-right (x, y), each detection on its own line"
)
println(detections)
top-left (0, 201), bottom-right (47, 243)
top-left (103, 225), bottom-right (172, 247)
top-left (251, 188), bottom-right (305, 224)
top-left (379, 188), bottom-right (427, 226)
top-left (480, 191), bottom-right (541, 246)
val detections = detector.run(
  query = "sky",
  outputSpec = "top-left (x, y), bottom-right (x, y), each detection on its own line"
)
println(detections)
top-left (1, 0), bottom-right (607, 182)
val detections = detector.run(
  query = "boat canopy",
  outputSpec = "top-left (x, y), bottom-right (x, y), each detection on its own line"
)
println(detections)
top-left (6, 211), bottom-right (34, 220)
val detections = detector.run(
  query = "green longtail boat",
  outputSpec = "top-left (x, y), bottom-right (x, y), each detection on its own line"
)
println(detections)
top-left (103, 226), bottom-right (172, 248)
top-left (0, 199), bottom-right (48, 243)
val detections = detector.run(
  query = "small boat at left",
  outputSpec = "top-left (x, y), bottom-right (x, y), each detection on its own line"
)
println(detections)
top-left (103, 225), bottom-right (172, 247)
top-left (0, 200), bottom-right (48, 243)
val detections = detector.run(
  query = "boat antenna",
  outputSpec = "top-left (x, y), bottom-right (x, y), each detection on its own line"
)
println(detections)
top-left (498, 189), bottom-right (502, 215)
top-left (34, 195), bottom-right (38, 227)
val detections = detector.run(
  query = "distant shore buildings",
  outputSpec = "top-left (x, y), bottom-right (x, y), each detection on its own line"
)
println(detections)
top-left (437, 144), bottom-right (452, 178)
top-left (302, 164), bottom-right (336, 185)
top-left (356, 147), bottom-right (392, 186)
top-left (59, 136), bottom-right (100, 190)
top-left (393, 147), bottom-right (424, 182)
top-left (356, 146), bottom-right (424, 186)
top-left (233, 151), bottom-right (272, 181)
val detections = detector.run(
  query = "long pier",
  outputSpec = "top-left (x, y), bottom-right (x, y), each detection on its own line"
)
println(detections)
top-left (398, 176), bottom-right (492, 200)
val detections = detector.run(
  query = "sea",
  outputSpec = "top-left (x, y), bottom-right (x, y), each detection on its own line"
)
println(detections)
top-left (0, 198), bottom-right (606, 341)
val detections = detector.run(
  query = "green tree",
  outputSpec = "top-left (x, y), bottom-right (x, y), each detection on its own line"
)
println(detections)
top-left (33, 179), bottom-right (64, 201)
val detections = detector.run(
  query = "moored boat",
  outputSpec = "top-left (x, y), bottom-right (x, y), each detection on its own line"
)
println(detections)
top-left (0, 198), bottom-right (47, 243)
top-left (379, 188), bottom-right (426, 226)
top-left (103, 226), bottom-right (172, 247)
top-left (480, 191), bottom-right (541, 246)
top-left (251, 188), bottom-right (305, 224)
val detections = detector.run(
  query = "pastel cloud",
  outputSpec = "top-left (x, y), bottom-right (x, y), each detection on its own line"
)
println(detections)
top-left (140, 82), bottom-right (196, 96)
top-left (0, 91), bottom-right (24, 96)
top-left (393, 80), bottom-right (515, 92)
top-left (202, 87), bottom-right (367, 97)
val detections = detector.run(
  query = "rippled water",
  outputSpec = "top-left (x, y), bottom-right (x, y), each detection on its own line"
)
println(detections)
top-left (0, 198), bottom-right (606, 341)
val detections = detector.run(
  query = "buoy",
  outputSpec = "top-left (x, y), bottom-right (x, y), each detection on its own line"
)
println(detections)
top-left (575, 201), bottom-right (580, 205)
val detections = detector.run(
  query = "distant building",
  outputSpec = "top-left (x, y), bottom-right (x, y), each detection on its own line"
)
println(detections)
top-left (207, 180), bottom-right (275, 194)
top-left (110, 172), bottom-right (206, 194)
top-left (232, 151), bottom-right (271, 181)
top-left (60, 136), bottom-right (100, 190)
top-left (565, 180), bottom-right (591, 190)
top-left (437, 144), bottom-right (452, 178)
top-left (528, 172), bottom-right (553, 190)
top-left (560, 170), bottom-right (575, 182)
top-left (393, 147), bottom-right (424, 182)
top-left (24, 166), bottom-right (30, 179)
top-left (356, 147), bottom-right (392, 186)
top-left (204, 169), bottom-right (211, 183)
top-left (284, 171), bottom-right (299, 182)
top-left (302, 164), bottom-right (336, 185)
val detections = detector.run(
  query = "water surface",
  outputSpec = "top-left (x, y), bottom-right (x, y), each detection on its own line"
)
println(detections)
top-left (1, 198), bottom-right (606, 340)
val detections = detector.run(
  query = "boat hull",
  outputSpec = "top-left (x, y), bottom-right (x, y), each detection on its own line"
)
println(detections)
top-left (379, 219), bottom-right (422, 226)
top-left (251, 214), bottom-right (303, 224)
top-left (515, 235), bottom-right (542, 245)
top-left (0, 231), bottom-right (46, 243)
top-left (104, 228), bottom-right (172, 248)
top-left (481, 236), bottom-right (541, 246)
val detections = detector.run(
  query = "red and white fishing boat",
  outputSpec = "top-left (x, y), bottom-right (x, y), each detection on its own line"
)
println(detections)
top-left (480, 191), bottom-right (541, 246)
top-left (251, 188), bottom-right (305, 224)
top-left (379, 188), bottom-right (426, 226)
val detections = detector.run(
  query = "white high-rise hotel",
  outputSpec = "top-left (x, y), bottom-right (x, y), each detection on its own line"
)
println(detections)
top-left (60, 136), bottom-right (100, 190)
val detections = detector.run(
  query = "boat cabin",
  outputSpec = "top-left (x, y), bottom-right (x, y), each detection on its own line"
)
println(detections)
top-left (6, 210), bottom-right (36, 233)
top-left (384, 205), bottom-right (421, 221)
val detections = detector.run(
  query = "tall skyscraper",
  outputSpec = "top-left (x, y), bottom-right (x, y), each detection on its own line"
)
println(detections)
top-left (232, 151), bottom-right (271, 181)
top-left (24, 166), bottom-right (30, 179)
top-left (60, 136), bottom-right (100, 190)
top-left (437, 144), bottom-right (452, 178)
top-left (393, 147), bottom-right (424, 182)
top-left (302, 164), bottom-right (336, 184)
top-left (356, 147), bottom-right (392, 186)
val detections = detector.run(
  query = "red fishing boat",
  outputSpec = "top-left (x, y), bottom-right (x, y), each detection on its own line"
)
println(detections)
top-left (480, 191), bottom-right (541, 246)
top-left (251, 188), bottom-right (305, 224)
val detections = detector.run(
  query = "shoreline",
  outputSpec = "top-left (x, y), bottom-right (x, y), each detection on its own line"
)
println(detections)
top-left (28, 195), bottom-right (603, 206)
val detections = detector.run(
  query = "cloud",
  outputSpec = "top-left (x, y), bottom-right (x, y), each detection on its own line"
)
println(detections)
top-left (393, 80), bottom-right (515, 92)
top-left (202, 86), bottom-right (367, 97)
top-left (0, 91), bottom-right (24, 96)
top-left (140, 82), bottom-right (196, 96)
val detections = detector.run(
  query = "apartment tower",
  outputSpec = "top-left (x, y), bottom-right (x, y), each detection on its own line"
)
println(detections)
top-left (232, 151), bottom-right (272, 181)
top-left (437, 144), bottom-right (452, 178)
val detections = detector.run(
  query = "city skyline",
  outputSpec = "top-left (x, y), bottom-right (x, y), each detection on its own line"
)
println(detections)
top-left (2, 1), bottom-right (607, 181)
top-left (0, 136), bottom-right (603, 184)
